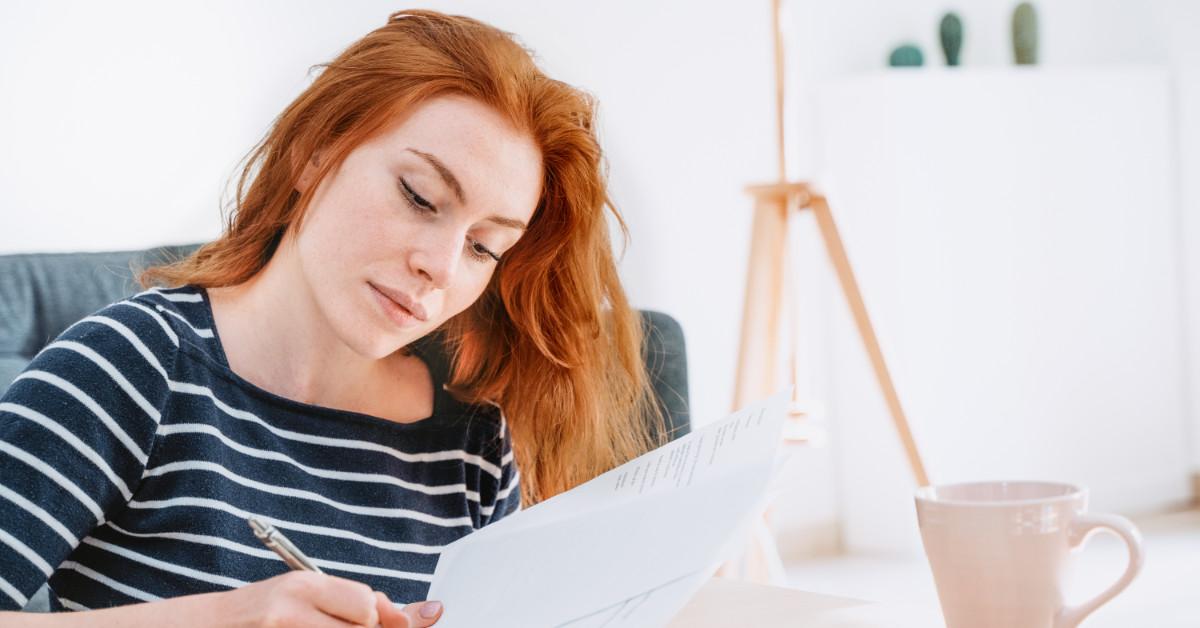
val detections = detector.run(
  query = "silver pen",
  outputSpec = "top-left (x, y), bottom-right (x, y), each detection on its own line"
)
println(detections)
top-left (248, 517), bottom-right (324, 573)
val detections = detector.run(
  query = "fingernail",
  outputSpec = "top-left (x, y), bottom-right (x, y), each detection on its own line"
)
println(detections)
top-left (420, 601), bottom-right (443, 618)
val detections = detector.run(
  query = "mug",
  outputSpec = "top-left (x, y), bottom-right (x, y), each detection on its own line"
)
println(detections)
top-left (914, 481), bottom-right (1144, 628)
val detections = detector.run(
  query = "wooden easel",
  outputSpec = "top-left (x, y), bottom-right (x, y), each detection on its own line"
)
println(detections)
top-left (733, 181), bottom-right (928, 487)
top-left (724, 0), bottom-right (929, 583)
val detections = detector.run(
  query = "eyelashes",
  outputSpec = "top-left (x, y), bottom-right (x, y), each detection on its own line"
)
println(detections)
top-left (469, 241), bottom-right (501, 262)
top-left (399, 178), bottom-right (434, 211)
top-left (397, 177), bottom-right (501, 263)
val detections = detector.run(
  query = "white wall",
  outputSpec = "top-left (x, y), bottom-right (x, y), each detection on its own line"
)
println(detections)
top-left (0, 1), bottom-right (778, 426)
top-left (782, 0), bottom-right (1178, 178)
top-left (1163, 0), bottom-right (1200, 473)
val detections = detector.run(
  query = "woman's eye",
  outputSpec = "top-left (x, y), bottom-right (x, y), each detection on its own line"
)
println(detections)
top-left (469, 240), bottom-right (501, 262)
top-left (399, 178), bottom-right (434, 213)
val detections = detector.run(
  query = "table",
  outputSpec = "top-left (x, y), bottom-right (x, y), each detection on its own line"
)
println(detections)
top-left (669, 577), bottom-right (946, 627)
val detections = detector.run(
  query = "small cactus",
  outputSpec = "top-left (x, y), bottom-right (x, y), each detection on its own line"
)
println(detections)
top-left (1012, 2), bottom-right (1038, 65)
top-left (889, 44), bottom-right (924, 68)
top-left (940, 12), bottom-right (964, 66)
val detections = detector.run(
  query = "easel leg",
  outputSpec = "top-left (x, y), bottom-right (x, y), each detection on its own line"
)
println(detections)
top-left (809, 196), bottom-right (930, 486)
top-left (722, 192), bottom-right (789, 583)
top-left (732, 194), bottom-right (790, 410)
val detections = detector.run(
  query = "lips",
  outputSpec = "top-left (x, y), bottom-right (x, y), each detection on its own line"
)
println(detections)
top-left (368, 282), bottom-right (429, 322)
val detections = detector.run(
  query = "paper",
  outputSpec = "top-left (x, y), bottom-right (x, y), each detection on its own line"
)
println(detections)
top-left (426, 390), bottom-right (791, 628)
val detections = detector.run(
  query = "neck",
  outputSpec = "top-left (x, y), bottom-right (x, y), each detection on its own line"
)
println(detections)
top-left (207, 237), bottom-right (394, 408)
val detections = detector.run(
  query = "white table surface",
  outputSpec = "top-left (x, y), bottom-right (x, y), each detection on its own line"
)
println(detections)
top-left (669, 577), bottom-right (946, 627)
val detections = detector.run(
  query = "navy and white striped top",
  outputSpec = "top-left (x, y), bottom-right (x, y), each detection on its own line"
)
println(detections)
top-left (0, 285), bottom-right (520, 611)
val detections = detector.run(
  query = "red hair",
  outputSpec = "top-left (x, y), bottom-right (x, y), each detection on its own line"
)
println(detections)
top-left (140, 9), bottom-right (663, 504)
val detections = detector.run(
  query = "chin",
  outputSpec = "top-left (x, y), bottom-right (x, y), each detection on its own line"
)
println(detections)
top-left (326, 300), bottom-right (406, 361)
top-left (351, 330), bottom-right (409, 361)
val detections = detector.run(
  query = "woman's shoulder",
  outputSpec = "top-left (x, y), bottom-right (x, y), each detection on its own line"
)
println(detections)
top-left (124, 285), bottom-right (217, 343)
top-left (119, 285), bottom-right (228, 361)
top-left (1, 287), bottom-right (198, 440)
top-left (32, 285), bottom-right (219, 379)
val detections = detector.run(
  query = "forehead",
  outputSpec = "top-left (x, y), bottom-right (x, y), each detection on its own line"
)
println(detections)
top-left (364, 94), bottom-right (543, 221)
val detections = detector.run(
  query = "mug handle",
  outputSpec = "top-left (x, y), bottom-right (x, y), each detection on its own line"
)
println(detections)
top-left (1054, 512), bottom-right (1145, 628)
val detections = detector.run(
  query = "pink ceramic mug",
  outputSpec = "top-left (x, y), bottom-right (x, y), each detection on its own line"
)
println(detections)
top-left (914, 481), bottom-right (1144, 628)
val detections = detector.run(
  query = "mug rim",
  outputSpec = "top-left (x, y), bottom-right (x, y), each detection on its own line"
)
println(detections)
top-left (914, 480), bottom-right (1086, 507)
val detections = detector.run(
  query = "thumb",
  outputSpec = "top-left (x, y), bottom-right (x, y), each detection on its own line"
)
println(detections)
top-left (377, 592), bottom-right (444, 627)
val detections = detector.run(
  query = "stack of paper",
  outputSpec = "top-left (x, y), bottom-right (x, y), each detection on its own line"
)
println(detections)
top-left (427, 390), bottom-right (792, 627)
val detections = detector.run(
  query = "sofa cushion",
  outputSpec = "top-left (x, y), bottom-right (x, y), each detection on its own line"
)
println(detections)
top-left (0, 245), bottom-right (199, 396)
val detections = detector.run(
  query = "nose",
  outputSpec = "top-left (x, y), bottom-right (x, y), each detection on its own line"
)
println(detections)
top-left (410, 227), bottom-right (463, 290)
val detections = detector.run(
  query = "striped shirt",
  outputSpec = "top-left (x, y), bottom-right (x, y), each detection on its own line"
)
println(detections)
top-left (0, 285), bottom-right (520, 611)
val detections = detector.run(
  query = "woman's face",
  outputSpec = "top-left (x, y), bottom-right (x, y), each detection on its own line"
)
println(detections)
top-left (292, 94), bottom-right (542, 360)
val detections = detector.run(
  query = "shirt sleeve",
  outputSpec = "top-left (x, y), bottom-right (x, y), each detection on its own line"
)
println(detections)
top-left (478, 414), bottom-right (521, 528)
top-left (0, 299), bottom-right (176, 610)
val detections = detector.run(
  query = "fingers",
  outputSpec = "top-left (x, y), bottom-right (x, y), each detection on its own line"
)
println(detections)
top-left (376, 591), bottom-right (443, 628)
top-left (376, 592), bottom-right (411, 628)
top-left (295, 572), bottom-right (380, 627)
top-left (255, 571), bottom-right (438, 628)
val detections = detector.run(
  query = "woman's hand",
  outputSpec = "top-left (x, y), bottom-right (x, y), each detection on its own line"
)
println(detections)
top-left (0, 571), bottom-right (445, 628)
top-left (221, 571), bottom-right (443, 627)
top-left (377, 591), bottom-right (444, 628)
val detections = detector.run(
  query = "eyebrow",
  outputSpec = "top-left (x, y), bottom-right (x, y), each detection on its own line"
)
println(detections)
top-left (485, 215), bottom-right (528, 231)
top-left (406, 147), bottom-right (529, 232)
top-left (407, 147), bottom-right (465, 204)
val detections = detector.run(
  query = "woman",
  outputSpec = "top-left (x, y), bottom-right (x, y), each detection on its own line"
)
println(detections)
top-left (0, 9), bottom-right (662, 626)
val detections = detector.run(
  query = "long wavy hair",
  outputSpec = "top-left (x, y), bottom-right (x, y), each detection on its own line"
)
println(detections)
top-left (140, 9), bottom-right (664, 504)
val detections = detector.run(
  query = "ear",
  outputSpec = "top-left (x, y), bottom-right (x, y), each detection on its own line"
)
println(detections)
top-left (294, 149), bottom-right (325, 194)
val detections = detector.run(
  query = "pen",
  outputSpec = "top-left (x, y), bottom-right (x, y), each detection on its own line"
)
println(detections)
top-left (248, 517), bottom-right (324, 574)
top-left (248, 518), bottom-right (399, 627)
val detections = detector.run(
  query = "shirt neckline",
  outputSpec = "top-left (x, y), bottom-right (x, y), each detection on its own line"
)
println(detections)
top-left (189, 285), bottom-right (451, 432)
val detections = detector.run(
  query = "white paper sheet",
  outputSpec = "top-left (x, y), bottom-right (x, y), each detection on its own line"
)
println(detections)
top-left (426, 390), bottom-right (791, 628)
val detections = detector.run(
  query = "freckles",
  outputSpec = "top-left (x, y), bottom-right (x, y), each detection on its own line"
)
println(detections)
top-left (313, 209), bottom-right (382, 267)
top-left (340, 198), bottom-right (393, 240)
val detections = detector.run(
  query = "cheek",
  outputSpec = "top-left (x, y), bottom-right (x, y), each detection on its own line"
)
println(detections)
top-left (306, 194), bottom-right (394, 270)
top-left (438, 274), bottom-right (494, 321)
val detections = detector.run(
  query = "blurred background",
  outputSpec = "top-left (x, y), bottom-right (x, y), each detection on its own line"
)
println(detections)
top-left (2, 1), bottom-right (1197, 624)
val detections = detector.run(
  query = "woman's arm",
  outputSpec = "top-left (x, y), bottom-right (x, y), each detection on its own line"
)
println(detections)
top-left (0, 301), bottom-right (178, 610)
top-left (0, 572), bottom-right (443, 627)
